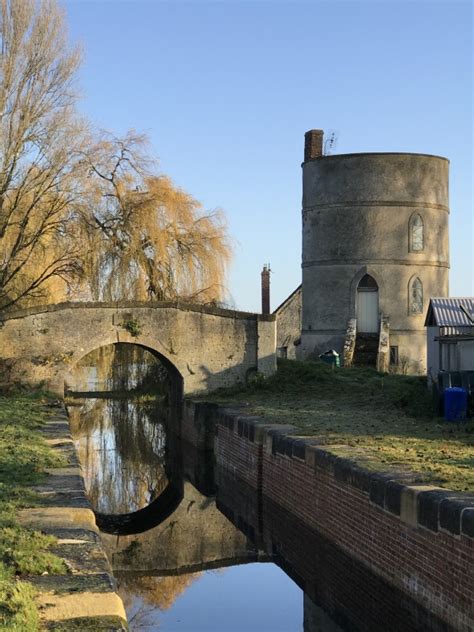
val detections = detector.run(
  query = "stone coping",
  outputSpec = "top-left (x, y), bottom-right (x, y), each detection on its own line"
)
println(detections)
top-left (0, 300), bottom-right (275, 322)
top-left (18, 405), bottom-right (129, 630)
top-left (303, 151), bottom-right (449, 163)
top-left (186, 400), bottom-right (474, 538)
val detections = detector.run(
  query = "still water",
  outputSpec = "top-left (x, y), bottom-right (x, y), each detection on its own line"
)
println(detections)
top-left (67, 345), bottom-right (340, 631)
top-left (120, 564), bottom-right (302, 632)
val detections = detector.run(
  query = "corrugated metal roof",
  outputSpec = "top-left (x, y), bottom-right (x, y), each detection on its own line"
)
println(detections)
top-left (439, 325), bottom-right (474, 337)
top-left (425, 297), bottom-right (474, 327)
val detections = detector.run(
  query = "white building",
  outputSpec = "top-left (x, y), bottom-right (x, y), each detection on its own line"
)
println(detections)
top-left (425, 297), bottom-right (474, 383)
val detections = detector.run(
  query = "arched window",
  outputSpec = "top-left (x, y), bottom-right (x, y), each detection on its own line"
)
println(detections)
top-left (410, 277), bottom-right (423, 314)
top-left (410, 214), bottom-right (424, 252)
top-left (358, 274), bottom-right (378, 291)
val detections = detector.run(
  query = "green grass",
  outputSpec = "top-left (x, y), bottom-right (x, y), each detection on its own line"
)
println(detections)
top-left (207, 360), bottom-right (474, 492)
top-left (0, 562), bottom-right (39, 631)
top-left (0, 393), bottom-right (69, 630)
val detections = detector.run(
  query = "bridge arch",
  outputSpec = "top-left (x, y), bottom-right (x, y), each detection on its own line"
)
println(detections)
top-left (0, 302), bottom-right (276, 395)
top-left (65, 340), bottom-right (184, 406)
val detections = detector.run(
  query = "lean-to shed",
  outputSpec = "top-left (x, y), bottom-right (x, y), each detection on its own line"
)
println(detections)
top-left (274, 285), bottom-right (302, 360)
top-left (425, 297), bottom-right (474, 383)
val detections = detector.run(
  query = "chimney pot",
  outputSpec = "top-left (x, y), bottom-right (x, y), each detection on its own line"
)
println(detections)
top-left (304, 129), bottom-right (324, 161)
top-left (261, 265), bottom-right (271, 315)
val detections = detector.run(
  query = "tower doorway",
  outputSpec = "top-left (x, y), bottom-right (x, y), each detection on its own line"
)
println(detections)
top-left (356, 274), bottom-right (379, 333)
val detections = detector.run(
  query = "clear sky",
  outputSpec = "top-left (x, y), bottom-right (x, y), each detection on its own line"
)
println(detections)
top-left (65, 0), bottom-right (473, 312)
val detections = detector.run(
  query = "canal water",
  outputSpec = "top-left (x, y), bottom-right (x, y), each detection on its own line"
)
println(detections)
top-left (66, 344), bottom-right (341, 631)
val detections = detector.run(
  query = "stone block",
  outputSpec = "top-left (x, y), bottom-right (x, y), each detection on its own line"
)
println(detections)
top-left (461, 508), bottom-right (474, 537)
top-left (384, 480), bottom-right (405, 516)
top-left (400, 485), bottom-right (445, 528)
top-left (417, 489), bottom-right (448, 532)
top-left (37, 591), bottom-right (127, 623)
top-left (439, 495), bottom-right (474, 536)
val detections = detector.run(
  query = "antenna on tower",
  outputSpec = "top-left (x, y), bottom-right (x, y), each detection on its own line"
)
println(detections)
top-left (324, 130), bottom-right (338, 155)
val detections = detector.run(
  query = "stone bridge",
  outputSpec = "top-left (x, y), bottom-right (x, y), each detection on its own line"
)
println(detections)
top-left (0, 301), bottom-right (276, 395)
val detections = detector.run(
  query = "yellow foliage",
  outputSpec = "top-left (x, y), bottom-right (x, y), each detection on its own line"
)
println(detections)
top-left (0, 0), bottom-right (84, 310)
top-left (78, 133), bottom-right (232, 304)
top-left (119, 572), bottom-right (201, 614)
top-left (0, 4), bottom-right (232, 310)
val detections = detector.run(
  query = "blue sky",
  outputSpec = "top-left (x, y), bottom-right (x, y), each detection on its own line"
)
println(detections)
top-left (65, 0), bottom-right (473, 312)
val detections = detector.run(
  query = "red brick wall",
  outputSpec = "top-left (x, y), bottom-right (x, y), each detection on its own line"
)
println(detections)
top-left (203, 403), bottom-right (474, 632)
top-left (217, 424), bottom-right (261, 490)
top-left (262, 449), bottom-right (473, 632)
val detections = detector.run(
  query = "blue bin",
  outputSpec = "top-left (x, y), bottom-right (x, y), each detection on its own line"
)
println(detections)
top-left (444, 387), bottom-right (468, 422)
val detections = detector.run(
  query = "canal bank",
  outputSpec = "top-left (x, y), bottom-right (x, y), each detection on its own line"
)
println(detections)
top-left (4, 384), bottom-right (473, 630)
top-left (0, 395), bottom-right (128, 631)
top-left (182, 399), bottom-right (474, 632)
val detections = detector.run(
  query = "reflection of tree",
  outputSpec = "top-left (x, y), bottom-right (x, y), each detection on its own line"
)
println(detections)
top-left (69, 398), bottom-right (170, 514)
top-left (109, 345), bottom-right (170, 393)
top-left (118, 573), bottom-right (201, 630)
top-left (71, 343), bottom-right (170, 393)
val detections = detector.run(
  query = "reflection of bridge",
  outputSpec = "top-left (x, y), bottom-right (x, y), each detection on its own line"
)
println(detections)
top-left (101, 481), bottom-right (262, 574)
top-left (0, 301), bottom-right (276, 395)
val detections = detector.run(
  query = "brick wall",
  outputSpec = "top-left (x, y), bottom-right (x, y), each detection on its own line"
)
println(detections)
top-left (261, 445), bottom-right (473, 632)
top-left (184, 401), bottom-right (474, 632)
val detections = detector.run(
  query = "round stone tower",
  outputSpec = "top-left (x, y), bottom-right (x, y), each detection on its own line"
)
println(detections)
top-left (299, 129), bottom-right (449, 374)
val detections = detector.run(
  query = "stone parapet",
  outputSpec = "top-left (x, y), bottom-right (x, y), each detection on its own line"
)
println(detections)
top-left (0, 303), bottom-right (276, 395)
top-left (0, 300), bottom-right (277, 323)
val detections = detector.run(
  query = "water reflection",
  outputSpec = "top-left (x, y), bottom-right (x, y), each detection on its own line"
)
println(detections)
top-left (67, 345), bottom-right (339, 631)
top-left (66, 343), bottom-right (169, 394)
top-left (69, 397), bottom-right (168, 514)
top-left (119, 564), bottom-right (303, 632)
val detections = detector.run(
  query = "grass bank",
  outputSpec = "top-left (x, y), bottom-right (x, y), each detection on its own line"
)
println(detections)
top-left (0, 394), bottom-right (68, 630)
top-left (207, 360), bottom-right (474, 492)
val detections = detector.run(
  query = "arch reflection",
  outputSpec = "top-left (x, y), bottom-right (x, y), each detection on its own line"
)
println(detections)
top-left (67, 342), bottom-right (184, 534)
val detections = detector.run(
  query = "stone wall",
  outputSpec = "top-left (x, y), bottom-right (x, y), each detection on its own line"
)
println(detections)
top-left (300, 151), bottom-right (450, 374)
top-left (274, 285), bottom-right (302, 359)
top-left (0, 301), bottom-right (276, 395)
top-left (183, 401), bottom-right (474, 632)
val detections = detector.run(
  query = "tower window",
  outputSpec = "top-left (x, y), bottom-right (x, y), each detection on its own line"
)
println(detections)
top-left (389, 346), bottom-right (399, 366)
top-left (410, 214), bottom-right (424, 252)
top-left (410, 277), bottom-right (423, 314)
top-left (358, 274), bottom-right (378, 290)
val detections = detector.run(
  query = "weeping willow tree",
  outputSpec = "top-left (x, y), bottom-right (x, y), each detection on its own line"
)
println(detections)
top-left (77, 132), bottom-right (232, 304)
top-left (0, 1), bottom-right (232, 310)
top-left (0, 0), bottom-right (87, 311)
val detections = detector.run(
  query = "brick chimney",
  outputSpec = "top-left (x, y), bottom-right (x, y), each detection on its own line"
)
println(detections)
top-left (304, 129), bottom-right (324, 161)
top-left (261, 264), bottom-right (271, 314)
